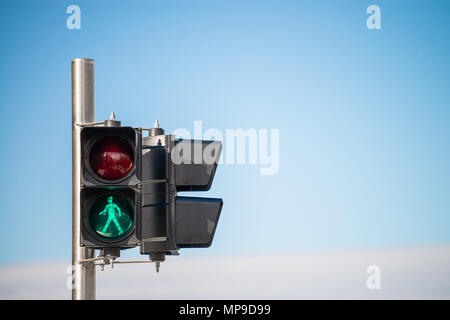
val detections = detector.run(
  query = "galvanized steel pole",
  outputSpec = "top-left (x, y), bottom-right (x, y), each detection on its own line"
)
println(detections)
top-left (71, 58), bottom-right (96, 300)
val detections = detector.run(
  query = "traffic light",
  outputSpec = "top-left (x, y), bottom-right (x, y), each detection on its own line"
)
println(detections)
top-left (139, 129), bottom-right (223, 262)
top-left (72, 59), bottom-right (224, 298)
top-left (78, 118), bottom-right (222, 265)
top-left (80, 125), bottom-right (141, 249)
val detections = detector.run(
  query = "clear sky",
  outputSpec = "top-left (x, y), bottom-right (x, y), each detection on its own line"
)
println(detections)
top-left (0, 0), bottom-right (449, 264)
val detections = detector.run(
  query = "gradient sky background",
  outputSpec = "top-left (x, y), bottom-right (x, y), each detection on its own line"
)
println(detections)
top-left (0, 0), bottom-right (449, 265)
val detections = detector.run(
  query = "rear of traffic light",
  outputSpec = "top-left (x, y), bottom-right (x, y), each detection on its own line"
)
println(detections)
top-left (173, 139), bottom-right (223, 248)
top-left (140, 137), bottom-right (223, 258)
top-left (80, 126), bottom-right (141, 249)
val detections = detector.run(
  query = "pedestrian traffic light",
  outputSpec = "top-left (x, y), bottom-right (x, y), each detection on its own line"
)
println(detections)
top-left (77, 119), bottom-right (222, 263)
top-left (72, 58), bottom-right (224, 298)
top-left (80, 125), bottom-right (141, 249)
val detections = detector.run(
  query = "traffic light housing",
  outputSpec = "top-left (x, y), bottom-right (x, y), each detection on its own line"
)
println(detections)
top-left (80, 126), bottom-right (141, 249)
top-left (77, 121), bottom-right (223, 262)
top-left (140, 135), bottom-right (223, 258)
top-left (175, 196), bottom-right (223, 248)
top-left (173, 139), bottom-right (223, 248)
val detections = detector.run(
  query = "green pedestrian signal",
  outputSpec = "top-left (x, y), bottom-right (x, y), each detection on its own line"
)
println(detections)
top-left (88, 193), bottom-right (134, 241)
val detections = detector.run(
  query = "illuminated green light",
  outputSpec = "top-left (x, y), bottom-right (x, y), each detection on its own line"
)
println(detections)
top-left (88, 193), bottom-right (134, 240)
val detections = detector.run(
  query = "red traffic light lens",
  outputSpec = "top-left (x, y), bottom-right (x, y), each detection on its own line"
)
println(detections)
top-left (89, 136), bottom-right (134, 181)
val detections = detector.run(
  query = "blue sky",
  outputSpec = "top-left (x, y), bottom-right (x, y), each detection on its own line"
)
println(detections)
top-left (0, 0), bottom-right (449, 264)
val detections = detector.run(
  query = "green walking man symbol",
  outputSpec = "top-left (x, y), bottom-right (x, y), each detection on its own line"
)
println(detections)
top-left (98, 196), bottom-right (124, 236)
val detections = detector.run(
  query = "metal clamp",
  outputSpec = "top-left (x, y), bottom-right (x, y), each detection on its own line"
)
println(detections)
top-left (76, 120), bottom-right (106, 127)
top-left (77, 255), bottom-right (155, 271)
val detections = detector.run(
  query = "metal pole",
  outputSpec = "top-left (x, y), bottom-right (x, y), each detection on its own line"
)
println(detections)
top-left (72, 58), bottom-right (96, 300)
